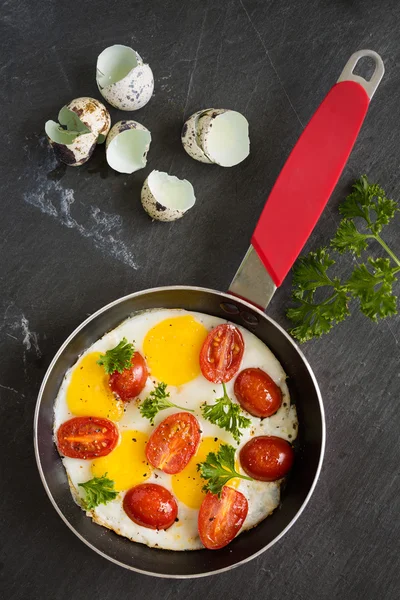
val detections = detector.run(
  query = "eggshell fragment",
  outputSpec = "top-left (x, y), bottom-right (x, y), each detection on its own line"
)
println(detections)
top-left (97, 45), bottom-right (154, 111)
top-left (45, 109), bottom-right (96, 166)
top-left (66, 97), bottom-right (111, 143)
top-left (141, 170), bottom-right (196, 222)
top-left (45, 98), bottom-right (111, 166)
top-left (106, 120), bottom-right (151, 174)
top-left (48, 131), bottom-right (98, 166)
top-left (181, 109), bottom-right (213, 164)
top-left (182, 108), bottom-right (250, 167)
top-left (200, 109), bottom-right (249, 167)
top-left (196, 108), bottom-right (226, 152)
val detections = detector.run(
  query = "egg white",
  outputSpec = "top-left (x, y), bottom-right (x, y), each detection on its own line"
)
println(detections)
top-left (54, 309), bottom-right (298, 550)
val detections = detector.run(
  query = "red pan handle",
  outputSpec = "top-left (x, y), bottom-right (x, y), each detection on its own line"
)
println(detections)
top-left (252, 50), bottom-right (384, 287)
top-left (229, 50), bottom-right (384, 310)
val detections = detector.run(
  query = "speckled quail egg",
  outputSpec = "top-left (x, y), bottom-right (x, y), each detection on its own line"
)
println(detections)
top-left (141, 170), bottom-right (196, 222)
top-left (106, 120), bottom-right (151, 174)
top-left (181, 109), bottom-right (213, 164)
top-left (182, 108), bottom-right (250, 167)
top-left (97, 45), bottom-right (154, 111)
top-left (66, 97), bottom-right (111, 143)
top-left (45, 98), bottom-right (111, 166)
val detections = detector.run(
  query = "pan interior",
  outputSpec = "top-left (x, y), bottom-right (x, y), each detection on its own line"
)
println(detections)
top-left (35, 287), bottom-right (324, 578)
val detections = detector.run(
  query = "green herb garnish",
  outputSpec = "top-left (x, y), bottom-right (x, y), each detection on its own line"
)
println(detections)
top-left (78, 474), bottom-right (118, 510)
top-left (287, 175), bottom-right (399, 342)
top-left (201, 383), bottom-right (251, 444)
top-left (197, 443), bottom-right (252, 497)
top-left (97, 337), bottom-right (135, 374)
top-left (139, 382), bottom-right (194, 424)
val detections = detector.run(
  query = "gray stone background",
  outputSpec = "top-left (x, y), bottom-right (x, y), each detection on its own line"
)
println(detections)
top-left (0, 0), bottom-right (399, 598)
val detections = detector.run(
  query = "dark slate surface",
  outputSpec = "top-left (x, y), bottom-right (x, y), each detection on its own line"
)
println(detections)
top-left (1, 0), bottom-right (399, 598)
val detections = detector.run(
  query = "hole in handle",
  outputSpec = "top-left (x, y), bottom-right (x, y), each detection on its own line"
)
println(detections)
top-left (337, 49), bottom-right (384, 100)
top-left (352, 56), bottom-right (376, 82)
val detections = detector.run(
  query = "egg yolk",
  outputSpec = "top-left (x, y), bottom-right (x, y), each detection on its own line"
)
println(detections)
top-left (91, 430), bottom-right (152, 491)
top-left (67, 352), bottom-right (123, 421)
top-left (172, 437), bottom-right (239, 509)
top-left (143, 316), bottom-right (208, 386)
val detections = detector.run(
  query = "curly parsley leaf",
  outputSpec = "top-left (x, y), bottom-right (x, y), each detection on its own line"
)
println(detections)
top-left (97, 338), bottom-right (135, 374)
top-left (339, 175), bottom-right (377, 222)
top-left (139, 382), bottom-right (194, 424)
top-left (291, 248), bottom-right (338, 293)
top-left (288, 289), bottom-right (350, 342)
top-left (197, 443), bottom-right (252, 497)
top-left (287, 249), bottom-right (350, 342)
top-left (78, 474), bottom-right (118, 510)
top-left (373, 194), bottom-right (398, 234)
top-left (331, 219), bottom-right (370, 256)
top-left (347, 258), bottom-right (398, 321)
top-left (339, 175), bottom-right (398, 235)
top-left (201, 383), bottom-right (251, 444)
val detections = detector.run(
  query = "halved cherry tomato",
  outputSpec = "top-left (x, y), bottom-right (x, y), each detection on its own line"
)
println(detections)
top-left (57, 416), bottom-right (119, 459)
top-left (198, 487), bottom-right (248, 550)
top-left (146, 412), bottom-right (201, 474)
top-left (239, 436), bottom-right (294, 481)
top-left (200, 324), bottom-right (244, 383)
top-left (123, 483), bottom-right (178, 530)
top-left (234, 368), bottom-right (282, 417)
top-left (109, 352), bottom-right (148, 401)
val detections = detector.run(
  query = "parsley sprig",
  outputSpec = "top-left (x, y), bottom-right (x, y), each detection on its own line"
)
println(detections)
top-left (287, 249), bottom-right (350, 341)
top-left (201, 383), bottom-right (251, 444)
top-left (78, 473), bottom-right (118, 510)
top-left (287, 176), bottom-right (399, 342)
top-left (139, 382), bottom-right (194, 424)
top-left (197, 443), bottom-right (252, 497)
top-left (97, 338), bottom-right (135, 374)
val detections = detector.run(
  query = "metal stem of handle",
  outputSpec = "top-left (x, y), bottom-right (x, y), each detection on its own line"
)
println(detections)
top-left (229, 245), bottom-right (277, 310)
top-left (337, 49), bottom-right (384, 99)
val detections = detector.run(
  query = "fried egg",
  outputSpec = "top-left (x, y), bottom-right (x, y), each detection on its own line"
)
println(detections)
top-left (54, 309), bottom-right (298, 551)
top-left (91, 430), bottom-right (152, 489)
top-left (66, 352), bottom-right (124, 421)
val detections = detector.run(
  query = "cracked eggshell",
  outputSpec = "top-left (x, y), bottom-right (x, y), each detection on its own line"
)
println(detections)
top-left (45, 97), bottom-right (110, 166)
top-left (97, 45), bottom-right (154, 111)
top-left (141, 170), bottom-right (196, 222)
top-left (199, 109), bottom-right (250, 167)
top-left (197, 108), bottom-right (225, 151)
top-left (67, 97), bottom-right (111, 143)
top-left (49, 131), bottom-right (98, 166)
top-left (106, 120), bottom-right (151, 174)
top-left (181, 109), bottom-right (213, 163)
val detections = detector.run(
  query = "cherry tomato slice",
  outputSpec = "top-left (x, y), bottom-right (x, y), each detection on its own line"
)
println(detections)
top-left (57, 416), bottom-right (119, 459)
top-left (109, 352), bottom-right (148, 401)
top-left (200, 324), bottom-right (244, 383)
top-left (198, 487), bottom-right (248, 550)
top-left (146, 412), bottom-right (201, 474)
top-left (123, 483), bottom-right (178, 530)
top-left (234, 368), bottom-right (282, 417)
top-left (239, 436), bottom-right (294, 481)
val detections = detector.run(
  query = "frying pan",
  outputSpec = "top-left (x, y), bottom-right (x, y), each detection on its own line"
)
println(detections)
top-left (34, 50), bottom-right (384, 578)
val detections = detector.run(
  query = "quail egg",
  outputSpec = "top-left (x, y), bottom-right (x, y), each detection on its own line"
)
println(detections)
top-left (182, 108), bottom-right (249, 167)
top-left (141, 170), bottom-right (196, 222)
top-left (106, 120), bottom-right (151, 174)
top-left (45, 97), bottom-right (110, 166)
top-left (97, 45), bottom-right (154, 111)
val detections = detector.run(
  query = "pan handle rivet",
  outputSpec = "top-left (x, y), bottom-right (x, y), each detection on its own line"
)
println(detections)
top-left (220, 302), bottom-right (240, 315)
top-left (241, 311), bottom-right (259, 327)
